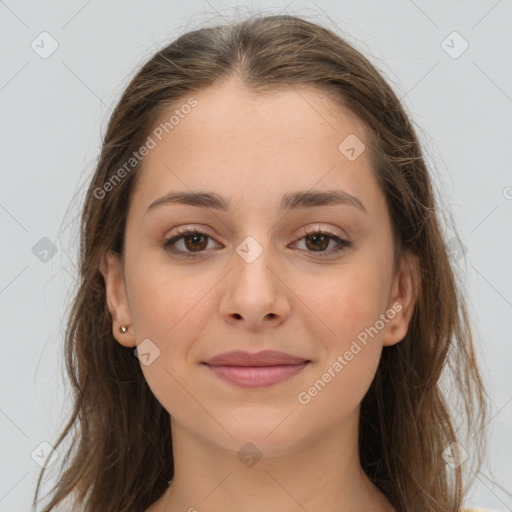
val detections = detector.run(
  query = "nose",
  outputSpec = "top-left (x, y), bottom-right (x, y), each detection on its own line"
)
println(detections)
top-left (219, 239), bottom-right (291, 331)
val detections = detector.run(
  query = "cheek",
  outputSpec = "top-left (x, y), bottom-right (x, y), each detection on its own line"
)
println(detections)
top-left (296, 267), bottom-right (389, 416)
top-left (303, 258), bottom-right (391, 407)
top-left (323, 311), bottom-right (383, 413)
top-left (124, 258), bottom-right (218, 414)
top-left (320, 261), bottom-right (391, 344)
top-left (126, 248), bottom-right (214, 340)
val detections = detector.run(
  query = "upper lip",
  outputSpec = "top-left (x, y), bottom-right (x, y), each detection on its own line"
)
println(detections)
top-left (204, 350), bottom-right (310, 367)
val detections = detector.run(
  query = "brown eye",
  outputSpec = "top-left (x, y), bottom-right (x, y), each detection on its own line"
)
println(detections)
top-left (183, 233), bottom-right (208, 251)
top-left (293, 229), bottom-right (351, 258)
top-left (163, 228), bottom-right (217, 258)
top-left (304, 233), bottom-right (330, 252)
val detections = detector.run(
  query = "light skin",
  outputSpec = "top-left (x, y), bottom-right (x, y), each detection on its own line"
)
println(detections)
top-left (100, 76), bottom-right (419, 512)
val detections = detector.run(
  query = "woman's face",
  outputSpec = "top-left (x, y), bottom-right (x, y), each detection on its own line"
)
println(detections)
top-left (101, 77), bottom-right (417, 457)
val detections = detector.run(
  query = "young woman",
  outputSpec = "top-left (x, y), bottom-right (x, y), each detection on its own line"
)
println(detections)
top-left (33, 13), bottom-right (490, 512)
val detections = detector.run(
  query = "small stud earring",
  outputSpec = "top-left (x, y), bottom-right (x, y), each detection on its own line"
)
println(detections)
top-left (120, 325), bottom-right (128, 333)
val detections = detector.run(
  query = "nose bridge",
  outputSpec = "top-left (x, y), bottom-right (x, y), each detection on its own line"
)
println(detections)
top-left (233, 232), bottom-right (277, 290)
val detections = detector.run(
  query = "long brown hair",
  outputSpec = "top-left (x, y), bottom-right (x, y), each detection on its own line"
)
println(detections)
top-left (33, 12), bottom-right (487, 512)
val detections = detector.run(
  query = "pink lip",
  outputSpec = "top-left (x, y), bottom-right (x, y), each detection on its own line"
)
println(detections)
top-left (203, 350), bottom-right (310, 388)
top-left (205, 362), bottom-right (310, 388)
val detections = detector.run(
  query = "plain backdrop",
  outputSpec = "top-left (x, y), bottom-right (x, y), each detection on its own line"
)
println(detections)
top-left (1, 1), bottom-right (511, 510)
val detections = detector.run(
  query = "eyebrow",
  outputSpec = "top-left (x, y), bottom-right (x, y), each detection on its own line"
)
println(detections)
top-left (145, 190), bottom-right (367, 215)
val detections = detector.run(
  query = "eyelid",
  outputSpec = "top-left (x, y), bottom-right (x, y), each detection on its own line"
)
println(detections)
top-left (298, 223), bottom-right (347, 239)
top-left (163, 226), bottom-right (219, 250)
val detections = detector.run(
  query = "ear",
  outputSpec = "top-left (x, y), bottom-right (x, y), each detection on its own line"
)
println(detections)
top-left (99, 250), bottom-right (136, 347)
top-left (382, 251), bottom-right (420, 347)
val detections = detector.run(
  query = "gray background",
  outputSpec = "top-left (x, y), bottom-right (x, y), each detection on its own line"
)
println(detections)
top-left (1, 1), bottom-right (511, 510)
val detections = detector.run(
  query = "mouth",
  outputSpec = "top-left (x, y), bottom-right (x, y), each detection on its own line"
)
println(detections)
top-left (202, 350), bottom-right (311, 388)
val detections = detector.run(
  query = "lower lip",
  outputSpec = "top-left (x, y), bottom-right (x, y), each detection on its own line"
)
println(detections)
top-left (205, 362), bottom-right (310, 388)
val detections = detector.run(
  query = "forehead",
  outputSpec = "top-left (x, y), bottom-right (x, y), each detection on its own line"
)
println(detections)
top-left (129, 78), bottom-right (382, 217)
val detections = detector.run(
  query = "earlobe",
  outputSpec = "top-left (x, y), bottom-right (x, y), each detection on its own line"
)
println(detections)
top-left (382, 252), bottom-right (420, 347)
top-left (99, 250), bottom-right (136, 347)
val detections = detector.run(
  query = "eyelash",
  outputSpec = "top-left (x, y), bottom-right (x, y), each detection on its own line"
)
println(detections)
top-left (162, 226), bottom-right (351, 259)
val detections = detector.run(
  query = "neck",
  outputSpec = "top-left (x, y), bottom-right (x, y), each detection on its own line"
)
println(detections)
top-left (146, 408), bottom-right (394, 512)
